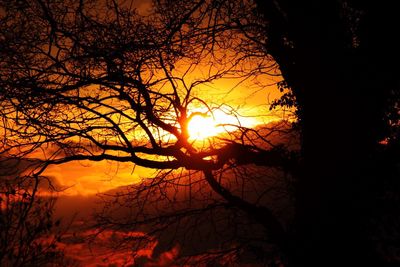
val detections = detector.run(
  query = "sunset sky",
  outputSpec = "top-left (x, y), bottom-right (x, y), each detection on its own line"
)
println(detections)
top-left (41, 55), bottom-right (285, 196)
top-left (1, 0), bottom-right (293, 265)
top-left (2, 0), bottom-right (399, 266)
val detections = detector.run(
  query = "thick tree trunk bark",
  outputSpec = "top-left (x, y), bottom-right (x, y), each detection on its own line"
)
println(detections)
top-left (293, 78), bottom-right (381, 267)
top-left (289, 4), bottom-right (397, 265)
top-left (254, 1), bottom-right (398, 266)
top-left (287, 27), bottom-right (388, 267)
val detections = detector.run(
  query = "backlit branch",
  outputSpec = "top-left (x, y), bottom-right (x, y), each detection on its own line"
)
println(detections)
top-left (1, 0), bottom-right (295, 263)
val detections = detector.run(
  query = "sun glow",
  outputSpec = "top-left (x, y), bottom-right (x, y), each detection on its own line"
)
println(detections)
top-left (187, 114), bottom-right (219, 139)
top-left (187, 109), bottom-right (257, 140)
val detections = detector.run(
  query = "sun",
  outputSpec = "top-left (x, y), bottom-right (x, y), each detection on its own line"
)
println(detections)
top-left (187, 114), bottom-right (219, 139)
top-left (186, 107), bottom-right (261, 141)
top-left (187, 109), bottom-right (257, 140)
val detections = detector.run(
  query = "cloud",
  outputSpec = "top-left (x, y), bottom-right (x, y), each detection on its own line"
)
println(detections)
top-left (43, 160), bottom-right (151, 196)
top-left (137, 245), bottom-right (179, 267)
top-left (57, 229), bottom-right (165, 267)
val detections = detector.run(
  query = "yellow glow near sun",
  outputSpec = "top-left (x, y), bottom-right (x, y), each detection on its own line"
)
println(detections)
top-left (187, 114), bottom-right (218, 139)
top-left (187, 109), bottom-right (258, 140)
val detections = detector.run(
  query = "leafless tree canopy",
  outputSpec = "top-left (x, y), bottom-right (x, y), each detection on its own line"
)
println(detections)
top-left (0, 157), bottom-right (65, 266)
top-left (0, 0), bottom-right (299, 265)
top-left (1, 0), bottom-right (288, 167)
top-left (3, 0), bottom-right (400, 266)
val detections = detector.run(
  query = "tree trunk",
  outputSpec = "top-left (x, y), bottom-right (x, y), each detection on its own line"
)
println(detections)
top-left (293, 74), bottom-right (382, 267)
top-left (255, 1), bottom-right (399, 266)
top-left (290, 3), bottom-right (398, 266)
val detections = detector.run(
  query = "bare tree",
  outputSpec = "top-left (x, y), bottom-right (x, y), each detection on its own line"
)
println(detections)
top-left (0, 156), bottom-right (67, 266)
top-left (0, 0), bottom-right (300, 265)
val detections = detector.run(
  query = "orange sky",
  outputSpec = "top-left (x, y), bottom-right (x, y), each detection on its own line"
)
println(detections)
top-left (30, 0), bottom-right (288, 197)
top-left (0, 0), bottom-right (290, 197)
top-left (42, 72), bottom-right (285, 196)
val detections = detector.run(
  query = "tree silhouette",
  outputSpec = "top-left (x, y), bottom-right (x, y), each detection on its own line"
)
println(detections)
top-left (1, 0), bottom-right (294, 265)
top-left (1, 0), bottom-right (399, 266)
top-left (254, 0), bottom-right (400, 266)
top-left (0, 157), bottom-right (66, 266)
